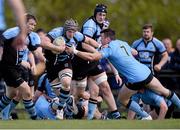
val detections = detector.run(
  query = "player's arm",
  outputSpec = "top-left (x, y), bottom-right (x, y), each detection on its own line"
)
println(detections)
top-left (82, 43), bottom-right (97, 53)
top-left (28, 51), bottom-right (37, 75)
top-left (8, 0), bottom-right (26, 34)
top-left (66, 45), bottom-right (102, 61)
top-left (154, 51), bottom-right (168, 71)
top-left (108, 60), bottom-right (122, 85)
top-left (41, 36), bottom-right (65, 53)
top-left (84, 36), bottom-right (100, 48)
top-left (8, 0), bottom-right (27, 47)
top-left (158, 51), bottom-right (168, 67)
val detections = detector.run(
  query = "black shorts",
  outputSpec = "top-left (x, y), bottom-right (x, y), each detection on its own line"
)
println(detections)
top-left (72, 62), bottom-right (104, 81)
top-left (1, 65), bottom-right (27, 88)
top-left (19, 66), bottom-right (34, 87)
top-left (46, 59), bottom-right (72, 82)
top-left (126, 73), bottom-right (153, 90)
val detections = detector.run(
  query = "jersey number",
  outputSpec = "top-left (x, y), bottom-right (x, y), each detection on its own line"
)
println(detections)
top-left (120, 46), bottom-right (129, 56)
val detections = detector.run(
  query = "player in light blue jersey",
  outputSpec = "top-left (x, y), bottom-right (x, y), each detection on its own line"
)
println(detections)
top-left (66, 28), bottom-right (180, 120)
top-left (40, 18), bottom-right (99, 114)
top-left (128, 88), bottom-right (172, 119)
top-left (132, 24), bottom-right (168, 74)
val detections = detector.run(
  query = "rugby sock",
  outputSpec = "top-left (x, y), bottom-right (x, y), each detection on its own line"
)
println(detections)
top-left (1, 99), bottom-right (19, 119)
top-left (87, 98), bottom-right (97, 120)
top-left (64, 97), bottom-right (74, 119)
top-left (58, 89), bottom-right (70, 110)
top-left (110, 110), bottom-right (121, 119)
top-left (127, 100), bottom-right (149, 118)
top-left (0, 95), bottom-right (11, 112)
top-left (167, 91), bottom-right (180, 109)
top-left (23, 99), bottom-right (37, 120)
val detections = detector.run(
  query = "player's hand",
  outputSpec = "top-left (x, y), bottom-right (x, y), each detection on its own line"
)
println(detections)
top-left (115, 74), bottom-right (122, 86)
top-left (154, 64), bottom-right (162, 72)
top-left (21, 61), bottom-right (30, 69)
top-left (65, 45), bottom-right (75, 54)
top-left (131, 48), bottom-right (138, 56)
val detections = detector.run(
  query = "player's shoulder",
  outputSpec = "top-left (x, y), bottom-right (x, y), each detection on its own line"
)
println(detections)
top-left (152, 37), bottom-right (163, 44)
top-left (29, 32), bottom-right (39, 38)
top-left (83, 18), bottom-right (96, 27)
top-left (3, 27), bottom-right (20, 39)
top-left (133, 38), bottom-right (143, 45)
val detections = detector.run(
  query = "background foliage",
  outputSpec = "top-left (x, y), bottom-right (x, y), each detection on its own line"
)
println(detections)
top-left (4, 0), bottom-right (180, 44)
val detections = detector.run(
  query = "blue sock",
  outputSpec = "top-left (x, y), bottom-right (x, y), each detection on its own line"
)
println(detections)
top-left (23, 99), bottom-right (37, 120)
top-left (1, 99), bottom-right (19, 120)
top-left (0, 95), bottom-right (11, 112)
top-left (167, 92), bottom-right (180, 109)
top-left (127, 100), bottom-right (149, 118)
top-left (87, 98), bottom-right (97, 120)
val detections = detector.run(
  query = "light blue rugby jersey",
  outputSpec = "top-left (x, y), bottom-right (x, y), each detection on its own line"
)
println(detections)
top-left (3, 27), bottom-right (41, 50)
top-left (131, 89), bottom-right (172, 107)
top-left (35, 95), bottom-right (56, 120)
top-left (48, 27), bottom-right (85, 47)
top-left (37, 73), bottom-right (56, 99)
top-left (20, 48), bottom-right (29, 62)
top-left (132, 37), bottom-right (166, 70)
top-left (0, 0), bottom-right (6, 30)
top-left (100, 40), bottom-right (151, 83)
top-left (82, 18), bottom-right (102, 43)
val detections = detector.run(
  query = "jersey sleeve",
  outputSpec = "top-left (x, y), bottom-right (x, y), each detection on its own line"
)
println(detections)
top-left (47, 27), bottom-right (63, 42)
top-left (28, 32), bottom-right (41, 51)
top-left (131, 41), bottom-right (138, 49)
top-left (74, 32), bottom-right (85, 43)
top-left (153, 38), bottom-right (166, 53)
top-left (82, 20), bottom-right (96, 37)
top-left (100, 46), bottom-right (112, 59)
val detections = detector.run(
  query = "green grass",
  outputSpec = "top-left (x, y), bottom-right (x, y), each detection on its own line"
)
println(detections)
top-left (0, 119), bottom-right (179, 129)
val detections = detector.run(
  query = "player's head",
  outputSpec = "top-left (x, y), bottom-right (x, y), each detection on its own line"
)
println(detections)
top-left (36, 28), bottom-right (46, 38)
top-left (25, 13), bottom-right (37, 33)
top-left (64, 18), bottom-right (78, 39)
top-left (142, 23), bottom-right (154, 41)
top-left (94, 4), bottom-right (107, 24)
top-left (100, 28), bottom-right (115, 45)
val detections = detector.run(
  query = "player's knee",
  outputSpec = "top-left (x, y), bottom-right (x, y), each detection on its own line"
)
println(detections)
top-left (90, 87), bottom-right (99, 97)
top-left (61, 78), bottom-right (71, 88)
top-left (22, 91), bottom-right (32, 100)
top-left (160, 103), bottom-right (168, 112)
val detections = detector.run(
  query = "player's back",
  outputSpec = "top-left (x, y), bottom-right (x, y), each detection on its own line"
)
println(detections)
top-left (105, 40), bottom-right (151, 83)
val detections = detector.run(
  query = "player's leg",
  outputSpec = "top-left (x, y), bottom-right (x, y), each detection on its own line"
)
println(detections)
top-left (117, 84), bottom-right (151, 119)
top-left (19, 81), bottom-right (38, 119)
top-left (1, 89), bottom-right (21, 120)
top-left (147, 76), bottom-right (180, 108)
top-left (51, 68), bottom-right (72, 111)
top-left (91, 72), bottom-right (121, 119)
top-left (87, 78), bottom-right (99, 120)
top-left (0, 86), bottom-right (16, 112)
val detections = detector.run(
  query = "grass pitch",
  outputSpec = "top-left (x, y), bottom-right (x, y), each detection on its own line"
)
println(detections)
top-left (0, 119), bottom-right (179, 129)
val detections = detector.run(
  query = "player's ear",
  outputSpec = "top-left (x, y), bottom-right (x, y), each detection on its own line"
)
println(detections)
top-left (152, 31), bottom-right (154, 36)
